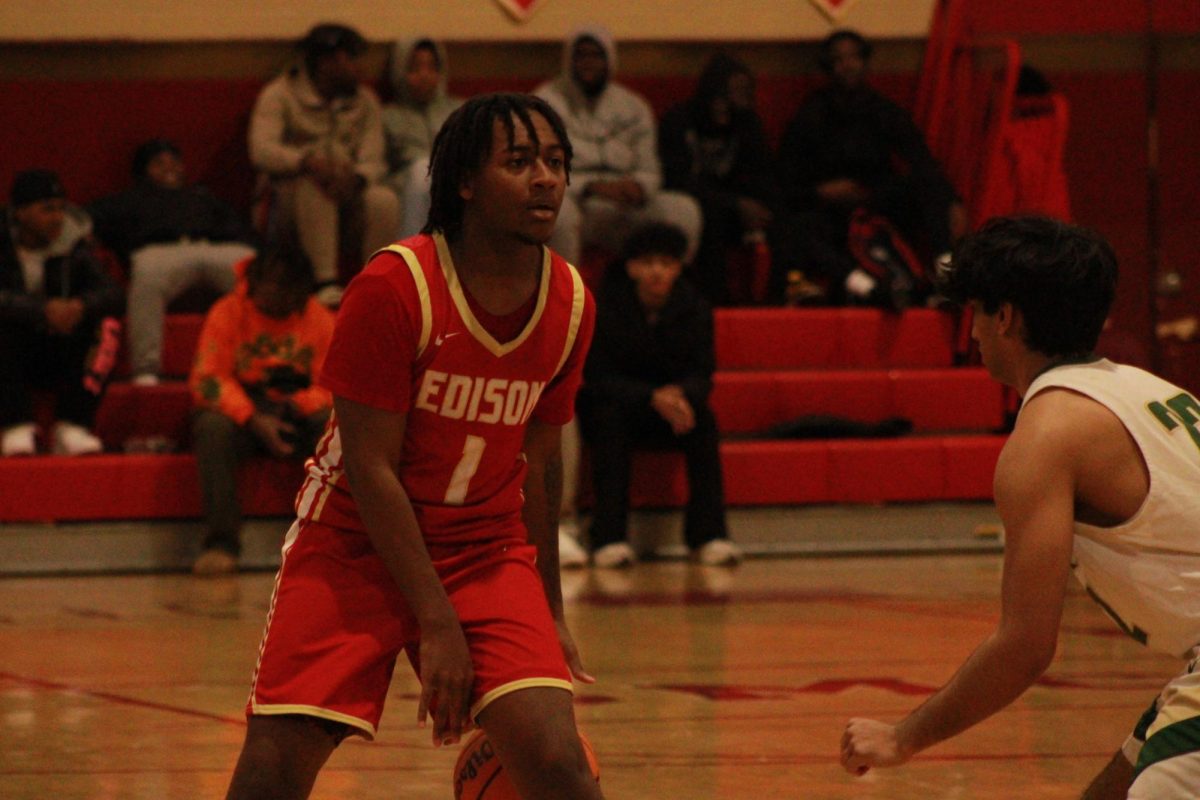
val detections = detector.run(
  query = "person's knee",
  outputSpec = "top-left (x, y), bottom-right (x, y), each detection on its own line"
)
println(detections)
top-left (364, 184), bottom-right (401, 219)
top-left (227, 715), bottom-right (345, 800)
top-left (192, 410), bottom-right (239, 445)
top-left (504, 732), bottom-right (596, 792)
top-left (649, 192), bottom-right (703, 260)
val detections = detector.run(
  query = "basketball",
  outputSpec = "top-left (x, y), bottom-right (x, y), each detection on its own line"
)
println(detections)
top-left (453, 729), bottom-right (600, 800)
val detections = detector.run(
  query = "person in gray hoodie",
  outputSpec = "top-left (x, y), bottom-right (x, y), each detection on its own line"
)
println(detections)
top-left (534, 25), bottom-right (702, 268)
top-left (382, 36), bottom-right (464, 238)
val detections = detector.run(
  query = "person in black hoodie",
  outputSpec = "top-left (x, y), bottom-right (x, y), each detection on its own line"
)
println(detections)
top-left (89, 139), bottom-right (256, 385)
top-left (578, 222), bottom-right (741, 568)
top-left (773, 30), bottom-right (965, 306)
top-left (659, 53), bottom-right (776, 306)
top-left (0, 170), bottom-right (124, 455)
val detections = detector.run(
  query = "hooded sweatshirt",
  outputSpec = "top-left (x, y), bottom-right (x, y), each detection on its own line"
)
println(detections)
top-left (0, 204), bottom-right (124, 330)
top-left (381, 37), bottom-right (464, 182)
top-left (248, 64), bottom-right (388, 184)
top-left (534, 25), bottom-right (663, 201)
top-left (189, 258), bottom-right (335, 425)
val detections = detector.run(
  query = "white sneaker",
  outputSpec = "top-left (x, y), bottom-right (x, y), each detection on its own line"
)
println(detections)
top-left (558, 526), bottom-right (588, 569)
top-left (1, 422), bottom-right (38, 456)
top-left (696, 538), bottom-right (744, 567)
top-left (844, 268), bottom-right (878, 299)
top-left (592, 541), bottom-right (637, 569)
top-left (132, 373), bottom-right (160, 387)
top-left (52, 422), bottom-right (103, 456)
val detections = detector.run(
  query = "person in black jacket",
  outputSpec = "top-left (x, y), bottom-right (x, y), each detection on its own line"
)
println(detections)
top-left (773, 30), bottom-right (965, 306)
top-left (0, 170), bottom-right (125, 456)
top-left (659, 53), bottom-right (776, 306)
top-left (578, 223), bottom-right (741, 568)
top-left (89, 139), bottom-right (256, 385)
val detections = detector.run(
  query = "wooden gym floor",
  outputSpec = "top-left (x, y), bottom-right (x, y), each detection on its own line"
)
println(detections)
top-left (0, 553), bottom-right (1176, 799)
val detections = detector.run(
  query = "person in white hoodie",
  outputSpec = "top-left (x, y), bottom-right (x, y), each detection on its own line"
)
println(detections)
top-left (382, 36), bottom-right (464, 238)
top-left (534, 25), bottom-right (701, 268)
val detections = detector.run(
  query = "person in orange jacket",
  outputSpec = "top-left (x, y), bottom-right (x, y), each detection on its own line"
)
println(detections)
top-left (188, 235), bottom-right (335, 575)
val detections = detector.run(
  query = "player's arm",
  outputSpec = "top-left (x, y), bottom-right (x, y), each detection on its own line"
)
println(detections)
top-left (521, 418), bottom-right (595, 684)
top-left (842, 395), bottom-right (1077, 773)
top-left (334, 394), bottom-right (473, 747)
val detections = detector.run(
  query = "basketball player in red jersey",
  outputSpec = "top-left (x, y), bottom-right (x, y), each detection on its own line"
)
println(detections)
top-left (224, 93), bottom-right (604, 800)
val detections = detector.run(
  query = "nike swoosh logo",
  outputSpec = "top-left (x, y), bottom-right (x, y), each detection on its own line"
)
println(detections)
top-left (435, 331), bottom-right (461, 346)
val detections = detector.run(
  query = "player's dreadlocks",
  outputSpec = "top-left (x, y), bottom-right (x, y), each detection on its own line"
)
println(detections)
top-left (423, 92), bottom-right (572, 240)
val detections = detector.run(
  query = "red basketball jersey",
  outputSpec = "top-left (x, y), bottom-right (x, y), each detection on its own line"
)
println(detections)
top-left (295, 232), bottom-right (594, 545)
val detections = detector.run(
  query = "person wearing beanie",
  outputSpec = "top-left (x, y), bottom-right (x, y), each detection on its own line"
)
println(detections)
top-left (248, 22), bottom-right (400, 307)
top-left (381, 36), bottom-right (463, 239)
top-left (88, 138), bottom-right (257, 385)
top-left (534, 26), bottom-right (703, 269)
top-left (576, 222), bottom-right (741, 568)
top-left (0, 169), bottom-right (125, 456)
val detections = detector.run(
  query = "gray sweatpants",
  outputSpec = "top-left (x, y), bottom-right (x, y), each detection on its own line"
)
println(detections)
top-left (548, 190), bottom-right (703, 265)
top-left (128, 240), bottom-right (255, 377)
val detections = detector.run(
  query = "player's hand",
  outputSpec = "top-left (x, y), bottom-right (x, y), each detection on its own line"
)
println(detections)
top-left (651, 385), bottom-right (695, 436)
top-left (817, 178), bottom-right (869, 206)
top-left (556, 617), bottom-right (595, 685)
top-left (246, 413), bottom-right (296, 458)
top-left (840, 718), bottom-right (911, 775)
top-left (45, 297), bottom-right (84, 335)
top-left (417, 618), bottom-right (474, 748)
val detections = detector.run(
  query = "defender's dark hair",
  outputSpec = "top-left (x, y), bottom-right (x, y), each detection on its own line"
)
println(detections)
top-left (422, 92), bottom-right (572, 240)
top-left (602, 222), bottom-right (689, 295)
top-left (818, 29), bottom-right (873, 73)
top-left (938, 215), bottom-right (1117, 357)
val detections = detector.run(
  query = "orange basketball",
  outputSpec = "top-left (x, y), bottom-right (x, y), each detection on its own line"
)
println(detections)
top-left (453, 728), bottom-right (600, 800)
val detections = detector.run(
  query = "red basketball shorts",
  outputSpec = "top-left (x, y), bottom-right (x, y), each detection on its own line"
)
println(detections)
top-left (245, 519), bottom-right (573, 739)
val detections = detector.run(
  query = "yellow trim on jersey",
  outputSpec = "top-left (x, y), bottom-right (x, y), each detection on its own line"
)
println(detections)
top-left (470, 678), bottom-right (574, 720)
top-left (250, 703), bottom-right (378, 740)
top-left (377, 244), bottom-right (433, 358)
top-left (433, 231), bottom-right (550, 357)
top-left (553, 261), bottom-right (585, 377)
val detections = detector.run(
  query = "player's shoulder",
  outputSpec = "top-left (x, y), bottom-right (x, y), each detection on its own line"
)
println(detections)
top-left (1008, 387), bottom-right (1121, 464)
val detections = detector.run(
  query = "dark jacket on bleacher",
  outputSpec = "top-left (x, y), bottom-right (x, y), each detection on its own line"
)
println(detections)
top-left (580, 269), bottom-right (715, 415)
top-left (0, 204), bottom-right (124, 330)
top-left (88, 182), bottom-right (253, 264)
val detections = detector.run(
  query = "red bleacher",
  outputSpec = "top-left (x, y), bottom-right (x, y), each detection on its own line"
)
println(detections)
top-left (0, 308), bottom-right (1007, 524)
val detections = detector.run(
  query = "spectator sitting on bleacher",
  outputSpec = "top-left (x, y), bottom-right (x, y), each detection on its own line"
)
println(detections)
top-left (382, 36), bottom-right (463, 239)
top-left (89, 138), bottom-right (257, 386)
top-left (659, 52), bottom-right (776, 306)
top-left (773, 30), bottom-right (966, 307)
top-left (535, 25), bottom-right (702, 268)
top-left (248, 22), bottom-right (400, 308)
top-left (0, 170), bottom-right (124, 457)
top-left (188, 236), bottom-right (334, 576)
top-left (577, 222), bottom-right (740, 569)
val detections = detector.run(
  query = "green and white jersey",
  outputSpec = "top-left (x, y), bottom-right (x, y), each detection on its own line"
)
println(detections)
top-left (1025, 358), bottom-right (1200, 658)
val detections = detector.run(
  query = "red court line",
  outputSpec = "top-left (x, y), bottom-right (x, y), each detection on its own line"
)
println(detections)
top-left (0, 670), bottom-right (245, 727)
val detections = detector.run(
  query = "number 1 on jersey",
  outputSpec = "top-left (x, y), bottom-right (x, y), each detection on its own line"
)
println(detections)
top-left (445, 435), bottom-right (486, 505)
